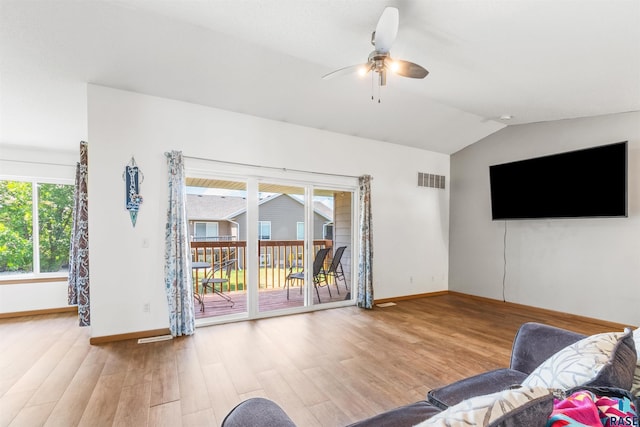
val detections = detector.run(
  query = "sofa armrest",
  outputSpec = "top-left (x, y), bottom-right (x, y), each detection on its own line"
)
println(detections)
top-left (510, 322), bottom-right (585, 374)
top-left (346, 401), bottom-right (441, 427)
top-left (221, 398), bottom-right (297, 427)
top-left (427, 368), bottom-right (528, 409)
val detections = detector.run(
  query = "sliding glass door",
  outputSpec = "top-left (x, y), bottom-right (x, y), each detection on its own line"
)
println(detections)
top-left (256, 182), bottom-right (307, 313)
top-left (314, 188), bottom-right (353, 305)
top-left (186, 178), bottom-right (248, 320)
top-left (186, 163), bottom-right (356, 324)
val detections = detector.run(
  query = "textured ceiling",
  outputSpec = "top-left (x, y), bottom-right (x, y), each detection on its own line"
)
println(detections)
top-left (1, 0), bottom-right (638, 154)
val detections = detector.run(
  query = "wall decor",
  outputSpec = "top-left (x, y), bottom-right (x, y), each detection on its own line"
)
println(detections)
top-left (123, 157), bottom-right (144, 227)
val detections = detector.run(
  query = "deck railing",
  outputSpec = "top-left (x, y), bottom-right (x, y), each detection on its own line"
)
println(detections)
top-left (190, 240), bottom-right (333, 291)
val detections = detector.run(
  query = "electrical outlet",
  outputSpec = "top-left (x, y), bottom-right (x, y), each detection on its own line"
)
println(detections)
top-left (143, 303), bottom-right (150, 313)
top-left (409, 276), bottom-right (413, 284)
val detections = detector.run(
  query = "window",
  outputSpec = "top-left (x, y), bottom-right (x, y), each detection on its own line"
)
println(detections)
top-left (258, 221), bottom-right (271, 240)
top-left (323, 223), bottom-right (333, 240)
top-left (0, 179), bottom-right (74, 276)
top-left (193, 221), bottom-right (219, 241)
top-left (296, 222), bottom-right (304, 240)
top-left (259, 253), bottom-right (271, 267)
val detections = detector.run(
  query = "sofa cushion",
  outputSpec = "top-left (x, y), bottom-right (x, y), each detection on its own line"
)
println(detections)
top-left (427, 369), bottom-right (528, 410)
top-left (415, 386), bottom-right (553, 427)
top-left (346, 401), bottom-right (441, 427)
top-left (510, 322), bottom-right (585, 374)
top-left (632, 328), bottom-right (640, 398)
top-left (521, 329), bottom-right (636, 391)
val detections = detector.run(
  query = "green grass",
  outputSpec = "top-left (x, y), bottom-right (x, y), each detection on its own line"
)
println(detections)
top-left (196, 267), bottom-right (306, 293)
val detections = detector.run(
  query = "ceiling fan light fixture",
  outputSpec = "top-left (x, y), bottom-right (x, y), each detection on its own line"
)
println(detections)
top-left (389, 60), bottom-right (400, 73)
top-left (357, 66), bottom-right (368, 77)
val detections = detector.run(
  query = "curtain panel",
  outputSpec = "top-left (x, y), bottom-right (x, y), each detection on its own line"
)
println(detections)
top-left (68, 141), bottom-right (90, 326)
top-left (357, 175), bottom-right (374, 309)
top-left (164, 151), bottom-right (195, 336)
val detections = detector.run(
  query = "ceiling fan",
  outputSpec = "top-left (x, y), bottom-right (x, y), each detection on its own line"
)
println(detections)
top-left (322, 7), bottom-right (429, 90)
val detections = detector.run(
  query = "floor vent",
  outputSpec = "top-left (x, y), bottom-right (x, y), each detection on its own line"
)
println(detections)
top-left (418, 172), bottom-right (445, 189)
top-left (137, 335), bottom-right (173, 344)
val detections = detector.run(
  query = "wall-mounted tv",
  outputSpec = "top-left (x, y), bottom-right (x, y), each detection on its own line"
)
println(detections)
top-left (489, 141), bottom-right (627, 220)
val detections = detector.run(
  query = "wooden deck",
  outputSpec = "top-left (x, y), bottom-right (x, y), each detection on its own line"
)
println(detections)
top-left (195, 283), bottom-right (351, 319)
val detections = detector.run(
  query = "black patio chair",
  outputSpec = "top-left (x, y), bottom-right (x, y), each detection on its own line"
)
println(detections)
top-left (285, 247), bottom-right (331, 302)
top-left (320, 246), bottom-right (348, 295)
top-left (200, 258), bottom-right (236, 312)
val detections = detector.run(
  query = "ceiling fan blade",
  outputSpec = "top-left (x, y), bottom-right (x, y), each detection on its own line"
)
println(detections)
top-left (373, 7), bottom-right (399, 53)
top-left (391, 59), bottom-right (429, 79)
top-left (322, 63), bottom-right (371, 80)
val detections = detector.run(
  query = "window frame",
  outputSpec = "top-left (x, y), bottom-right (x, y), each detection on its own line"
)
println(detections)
top-left (193, 221), bottom-right (219, 241)
top-left (258, 221), bottom-right (271, 240)
top-left (296, 221), bottom-right (304, 240)
top-left (0, 176), bottom-right (74, 282)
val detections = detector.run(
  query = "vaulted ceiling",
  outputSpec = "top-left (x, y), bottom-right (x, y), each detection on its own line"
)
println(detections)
top-left (1, 0), bottom-right (638, 154)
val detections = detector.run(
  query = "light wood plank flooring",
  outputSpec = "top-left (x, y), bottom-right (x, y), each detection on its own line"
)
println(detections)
top-left (0, 294), bottom-right (627, 427)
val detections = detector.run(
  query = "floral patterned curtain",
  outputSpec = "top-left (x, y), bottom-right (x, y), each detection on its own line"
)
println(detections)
top-left (357, 175), bottom-right (374, 309)
top-left (68, 141), bottom-right (90, 326)
top-left (164, 151), bottom-right (195, 336)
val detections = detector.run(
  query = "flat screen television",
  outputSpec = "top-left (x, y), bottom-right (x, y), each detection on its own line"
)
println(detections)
top-left (489, 141), bottom-right (627, 220)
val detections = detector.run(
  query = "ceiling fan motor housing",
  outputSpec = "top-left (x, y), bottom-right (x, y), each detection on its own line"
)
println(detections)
top-left (368, 51), bottom-right (390, 85)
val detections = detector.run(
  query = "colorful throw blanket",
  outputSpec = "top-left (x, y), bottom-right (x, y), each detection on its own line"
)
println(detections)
top-left (547, 390), bottom-right (638, 427)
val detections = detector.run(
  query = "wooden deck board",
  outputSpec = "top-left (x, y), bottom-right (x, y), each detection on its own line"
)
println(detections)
top-left (195, 283), bottom-right (350, 319)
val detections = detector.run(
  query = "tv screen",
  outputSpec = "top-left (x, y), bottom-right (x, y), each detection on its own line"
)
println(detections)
top-left (489, 141), bottom-right (627, 220)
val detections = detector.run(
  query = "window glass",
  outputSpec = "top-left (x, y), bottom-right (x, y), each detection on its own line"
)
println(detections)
top-left (296, 222), bottom-right (304, 240)
top-left (194, 222), bottom-right (219, 241)
top-left (0, 181), bottom-right (34, 274)
top-left (258, 221), bottom-right (271, 240)
top-left (0, 180), bottom-right (73, 277)
top-left (37, 183), bottom-right (74, 273)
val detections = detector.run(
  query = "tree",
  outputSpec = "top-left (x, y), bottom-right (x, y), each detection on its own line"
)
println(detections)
top-left (0, 180), bottom-right (74, 274)
top-left (38, 183), bottom-right (74, 272)
top-left (0, 181), bottom-right (33, 272)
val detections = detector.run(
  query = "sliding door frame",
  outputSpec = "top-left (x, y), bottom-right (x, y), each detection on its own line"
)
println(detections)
top-left (186, 159), bottom-right (359, 327)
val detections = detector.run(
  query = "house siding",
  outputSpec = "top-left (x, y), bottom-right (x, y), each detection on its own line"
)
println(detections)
top-left (234, 195), bottom-right (328, 241)
top-left (333, 191), bottom-right (352, 288)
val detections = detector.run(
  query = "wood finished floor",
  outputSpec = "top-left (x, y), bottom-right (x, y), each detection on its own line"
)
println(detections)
top-left (0, 294), bottom-right (626, 427)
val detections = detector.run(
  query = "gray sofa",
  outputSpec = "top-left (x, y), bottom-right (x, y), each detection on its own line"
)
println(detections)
top-left (221, 322), bottom-right (638, 427)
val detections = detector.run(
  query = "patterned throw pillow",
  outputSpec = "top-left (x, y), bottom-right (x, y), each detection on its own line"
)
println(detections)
top-left (414, 386), bottom-right (553, 427)
top-left (632, 328), bottom-right (640, 398)
top-left (521, 329), bottom-right (636, 391)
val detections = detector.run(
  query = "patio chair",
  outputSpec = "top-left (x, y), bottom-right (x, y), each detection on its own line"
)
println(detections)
top-left (200, 258), bottom-right (236, 312)
top-left (285, 247), bottom-right (330, 302)
top-left (321, 246), bottom-right (348, 295)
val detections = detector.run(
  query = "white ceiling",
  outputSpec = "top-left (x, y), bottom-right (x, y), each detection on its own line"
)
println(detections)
top-left (1, 0), bottom-right (638, 154)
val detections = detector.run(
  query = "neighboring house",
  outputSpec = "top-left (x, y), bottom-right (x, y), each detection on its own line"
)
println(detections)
top-left (186, 194), bottom-right (246, 241)
top-left (186, 193), bottom-right (333, 242)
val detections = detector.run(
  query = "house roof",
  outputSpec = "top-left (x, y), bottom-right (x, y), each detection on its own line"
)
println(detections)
top-left (186, 194), bottom-right (247, 221)
top-left (187, 193), bottom-right (333, 222)
top-left (2, 1), bottom-right (638, 154)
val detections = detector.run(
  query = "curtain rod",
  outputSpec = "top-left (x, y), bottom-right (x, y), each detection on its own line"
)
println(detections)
top-left (1, 159), bottom-right (76, 168)
top-left (180, 154), bottom-right (366, 180)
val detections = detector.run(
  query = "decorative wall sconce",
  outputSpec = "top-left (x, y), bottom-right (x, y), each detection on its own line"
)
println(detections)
top-left (124, 157), bottom-right (144, 227)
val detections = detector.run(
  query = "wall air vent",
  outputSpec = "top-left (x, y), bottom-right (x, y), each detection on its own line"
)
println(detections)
top-left (418, 172), bottom-right (445, 189)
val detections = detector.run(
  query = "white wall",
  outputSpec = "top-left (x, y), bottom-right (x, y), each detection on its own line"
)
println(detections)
top-left (0, 145), bottom-right (77, 313)
top-left (449, 112), bottom-right (640, 326)
top-left (87, 85), bottom-right (450, 338)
